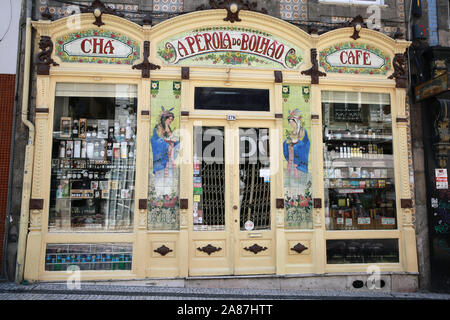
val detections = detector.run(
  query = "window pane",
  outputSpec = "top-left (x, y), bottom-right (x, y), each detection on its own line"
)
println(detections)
top-left (194, 87), bottom-right (270, 111)
top-left (239, 128), bottom-right (271, 231)
top-left (193, 126), bottom-right (225, 231)
top-left (326, 239), bottom-right (399, 264)
top-left (45, 243), bottom-right (132, 271)
top-left (49, 83), bottom-right (137, 232)
top-left (322, 91), bottom-right (397, 231)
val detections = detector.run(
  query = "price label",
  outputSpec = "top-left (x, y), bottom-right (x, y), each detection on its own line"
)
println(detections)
top-left (357, 217), bottom-right (371, 225)
top-left (436, 169), bottom-right (448, 190)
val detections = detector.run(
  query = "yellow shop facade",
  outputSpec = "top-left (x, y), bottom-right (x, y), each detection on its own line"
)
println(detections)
top-left (21, 8), bottom-right (419, 290)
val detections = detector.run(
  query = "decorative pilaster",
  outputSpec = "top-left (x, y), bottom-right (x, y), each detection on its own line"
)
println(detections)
top-left (178, 77), bottom-right (190, 277)
top-left (24, 74), bottom-right (51, 281)
top-left (274, 82), bottom-right (286, 275)
top-left (394, 88), bottom-right (419, 273)
top-left (134, 79), bottom-right (151, 278)
top-left (310, 84), bottom-right (325, 274)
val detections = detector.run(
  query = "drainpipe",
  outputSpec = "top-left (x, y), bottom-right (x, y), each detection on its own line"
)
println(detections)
top-left (15, 0), bottom-right (35, 284)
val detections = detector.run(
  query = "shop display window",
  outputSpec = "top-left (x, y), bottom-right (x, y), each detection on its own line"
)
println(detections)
top-left (49, 83), bottom-right (137, 232)
top-left (326, 239), bottom-right (399, 264)
top-left (322, 91), bottom-right (397, 230)
top-left (45, 243), bottom-right (132, 271)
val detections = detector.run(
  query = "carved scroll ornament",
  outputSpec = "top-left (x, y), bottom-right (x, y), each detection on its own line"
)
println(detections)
top-left (132, 41), bottom-right (161, 78)
top-left (301, 48), bottom-right (326, 84)
top-left (81, 0), bottom-right (124, 27)
top-left (154, 245), bottom-right (173, 256)
top-left (290, 243), bottom-right (308, 254)
top-left (197, 0), bottom-right (267, 23)
top-left (244, 243), bottom-right (267, 254)
top-left (342, 15), bottom-right (367, 41)
top-left (197, 244), bottom-right (222, 255)
top-left (388, 53), bottom-right (408, 88)
top-left (36, 36), bottom-right (59, 75)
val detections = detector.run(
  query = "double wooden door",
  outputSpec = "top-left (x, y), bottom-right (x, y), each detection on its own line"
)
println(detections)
top-left (188, 119), bottom-right (277, 276)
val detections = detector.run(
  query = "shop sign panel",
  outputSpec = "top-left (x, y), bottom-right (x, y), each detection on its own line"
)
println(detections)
top-left (319, 43), bottom-right (391, 75)
top-left (56, 30), bottom-right (140, 65)
top-left (157, 27), bottom-right (303, 70)
top-left (415, 73), bottom-right (449, 102)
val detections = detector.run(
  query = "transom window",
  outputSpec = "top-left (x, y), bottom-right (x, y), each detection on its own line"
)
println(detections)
top-left (318, 0), bottom-right (384, 5)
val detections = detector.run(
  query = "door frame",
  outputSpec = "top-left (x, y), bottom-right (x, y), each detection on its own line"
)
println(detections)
top-left (186, 118), bottom-right (278, 276)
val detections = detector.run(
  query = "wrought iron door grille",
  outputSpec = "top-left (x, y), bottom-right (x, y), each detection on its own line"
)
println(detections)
top-left (193, 126), bottom-right (225, 230)
top-left (239, 128), bottom-right (271, 230)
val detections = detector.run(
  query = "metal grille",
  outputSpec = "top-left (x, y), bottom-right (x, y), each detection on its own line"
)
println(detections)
top-left (193, 126), bottom-right (225, 230)
top-left (199, 162), bottom-right (225, 226)
top-left (239, 128), bottom-right (271, 230)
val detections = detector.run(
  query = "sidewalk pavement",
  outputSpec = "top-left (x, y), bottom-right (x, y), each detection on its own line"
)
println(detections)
top-left (0, 281), bottom-right (449, 300)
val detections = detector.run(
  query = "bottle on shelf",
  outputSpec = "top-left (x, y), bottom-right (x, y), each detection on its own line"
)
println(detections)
top-left (72, 119), bottom-right (78, 138)
top-left (340, 143), bottom-right (346, 158)
top-left (92, 124), bottom-right (98, 138)
top-left (59, 141), bottom-right (66, 158)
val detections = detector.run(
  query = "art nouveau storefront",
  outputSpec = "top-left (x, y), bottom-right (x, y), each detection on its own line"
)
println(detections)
top-left (24, 9), bottom-right (418, 284)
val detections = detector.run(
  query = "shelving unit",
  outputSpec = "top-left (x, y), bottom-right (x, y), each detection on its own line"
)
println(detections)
top-left (49, 116), bottom-right (137, 233)
top-left (322, 100), bottom-right (398, 231)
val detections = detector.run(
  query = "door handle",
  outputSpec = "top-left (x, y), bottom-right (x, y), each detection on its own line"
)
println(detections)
top-left (233, 205), bottom-right (238, 210)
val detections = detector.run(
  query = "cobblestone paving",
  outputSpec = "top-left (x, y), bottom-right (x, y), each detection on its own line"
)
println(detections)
top-left (0, 282), bottom-right (449, 300)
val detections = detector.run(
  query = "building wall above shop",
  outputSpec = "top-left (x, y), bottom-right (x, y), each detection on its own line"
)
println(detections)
top-left (36, 0), bottom-right (407, 38)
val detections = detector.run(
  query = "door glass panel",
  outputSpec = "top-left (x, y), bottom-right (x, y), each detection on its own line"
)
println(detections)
top-left (193, 126), bottom-right (225, 231)
top-left (239, 128), bottom-right (271, 231)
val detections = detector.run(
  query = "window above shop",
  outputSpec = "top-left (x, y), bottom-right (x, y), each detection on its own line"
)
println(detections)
top-left (280, 0), bottom-right (308, 20)
top-left (194, 87), bottom-right (270, 112)
top-left (318, 0), bottom-right (384, 5)
top-left (153, 0), bottom-right (184, 13)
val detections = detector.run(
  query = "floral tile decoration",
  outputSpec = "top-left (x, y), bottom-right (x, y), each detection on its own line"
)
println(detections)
top-left (319, 42), bottom-right (391, 75)
top-left (283, 85), bottom-right (313, 229)
top-left (148, 80), bottom-right (181, 231)
top-left (157, 26), bottom-right (303, 70)
top-left (55, 29), bottom-right (141, 65)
